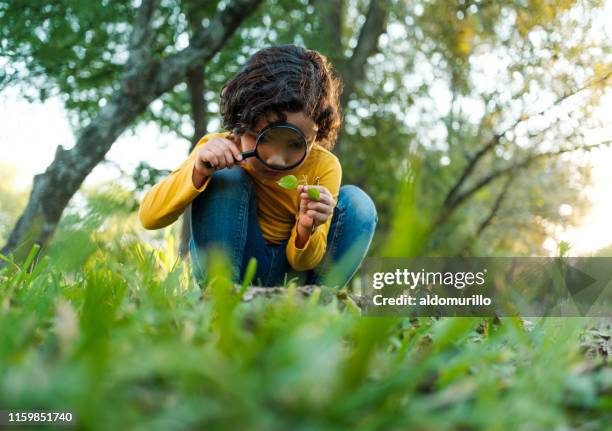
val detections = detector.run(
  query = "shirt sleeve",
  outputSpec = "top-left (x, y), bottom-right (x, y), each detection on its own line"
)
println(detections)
top-left (285, 154), bottom-right (342, 271)
top-left (138, 134), bottom-right (214, 230)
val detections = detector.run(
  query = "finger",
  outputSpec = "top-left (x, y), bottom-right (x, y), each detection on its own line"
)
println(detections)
top-left (211, 148), bottom-right (228, 168)
top-left (300, 198), bottom-right (313, 213)
top-left (307, 202), bottom-right (331, 213)
top-left (300, 187), bottom-right (316, 200)
top-left (306, 210), bottom-right (328, 225)
top-left (222, 147), bottom-right (235, 167)
top-left (224, 139), bottom-right (243, 162)
top-left (312, 186), bottom-right (333, 200)
top-left (318, 186), bottom-right (333, 201)
top-left (207, 140), bottom-right (223, 153)
top-left (299, 197), bottom-right (310, 213)
top-left (315, 192), bottom-right (333, 206)
top-left (203, 151), bottom-right (219, 169)
top-left (301, 191), bottom-right (332, 207)
top-left (303, 185), bottom-right (332, 201)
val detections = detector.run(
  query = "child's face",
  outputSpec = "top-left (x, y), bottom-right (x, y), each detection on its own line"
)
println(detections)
top-left (239, 111), bottom-right (318, 179)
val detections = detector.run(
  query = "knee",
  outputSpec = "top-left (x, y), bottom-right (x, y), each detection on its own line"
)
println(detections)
top-left (193, 167), bottom-right (251, 203)
top-left (208, 166), bottom-right (252, 195)
top-left (191, 167), bottom-right (252, 218)
top-left (337, 185), bottom-right (378, 228)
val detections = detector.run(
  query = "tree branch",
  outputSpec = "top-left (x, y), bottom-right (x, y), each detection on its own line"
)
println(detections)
top-left (475, 172), bottom-right (515, 236)
top-left (329, 0), bottom-right (390, 162)
top-left (2, 0), bottom-right (265, 260)
top-left (339, 0), bottom-right (388, 109)
top-left (185, 0), bottom-right (208, 150)
top-left (459, 172), bottom-right (515, 255)
top-left (179, 0), bottom-right (215, 258)
top-left (315, 0), bottom-right (344, 66)
top-left (152, 0), bottom-right (263, 97)
top-left (442, 70), bottom-right (612, 210)
top-left (122, 0), bottom-right (158, 96)
top-left (435, 140), bottom-right (612, 228)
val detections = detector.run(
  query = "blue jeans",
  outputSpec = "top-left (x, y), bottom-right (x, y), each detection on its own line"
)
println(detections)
top-left (189, 167), bottom-right (377, 288)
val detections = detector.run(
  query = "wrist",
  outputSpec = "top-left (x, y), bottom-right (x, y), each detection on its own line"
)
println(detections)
top-left (295, 222), bottom-right (313, 248)
top-left (192, 162), bottom-right (209, 189)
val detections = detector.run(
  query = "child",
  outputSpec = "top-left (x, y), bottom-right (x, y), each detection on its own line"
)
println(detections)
top-left (139, 44), bottom-right (377, 288)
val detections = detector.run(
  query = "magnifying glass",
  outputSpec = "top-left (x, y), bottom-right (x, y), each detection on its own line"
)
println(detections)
top-left (203, 122), bottom-right (308, 171)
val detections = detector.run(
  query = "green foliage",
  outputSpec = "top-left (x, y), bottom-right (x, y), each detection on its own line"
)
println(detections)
top-left (594, 244), bottom-right (612, 257)
top-left (307, 187), bottom-right (320, 200)
top-left (45, 181), bottom-right (140, 272)
top-left (382, 156), bottom-right (431, 257)
top-left (0, 165), bottom-right (611, 429)
top-left (0, 0), bottom-right (133, 127)
top-left (0, 162), bottom-right (28, 245)
top-left (276, 174), bottom-right (298, 190)
top-left (0, 175), bottom-right (610, 426)
top-left (339, 0), bottom-right (609, 256)
top-left (1, 232), bottom-right (611, 428)
top-left (276, 175), bottom-right (321, 200)
top-left (2, 2), bottom-right (611, 425)
top-left (2, 0), bottom-right (609, 258)
top-left (132, 162), bottom-right (171, 192)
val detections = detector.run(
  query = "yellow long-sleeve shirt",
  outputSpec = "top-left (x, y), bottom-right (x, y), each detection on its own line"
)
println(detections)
top-left (139, 132), bottom-right (342, 271)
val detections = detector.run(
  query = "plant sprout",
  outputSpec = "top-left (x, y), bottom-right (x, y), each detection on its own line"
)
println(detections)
top-left (277, 175), bottom-right (321, 200)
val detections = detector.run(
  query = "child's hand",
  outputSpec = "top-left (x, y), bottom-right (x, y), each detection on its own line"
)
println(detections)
top-left (194, 136), bottom-right (245, 178)
top-left (297, 185), bottom-right (335, 231)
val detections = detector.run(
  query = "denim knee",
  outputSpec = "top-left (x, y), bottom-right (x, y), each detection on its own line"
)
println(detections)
top-left (337, 185), bottom-right (378, 229)
top-left (207, 166), bottom-right (252, 196)
top-left (189, 167), bottom-right (253, 287)
top-left (190, 167), bottom-right (252, 217)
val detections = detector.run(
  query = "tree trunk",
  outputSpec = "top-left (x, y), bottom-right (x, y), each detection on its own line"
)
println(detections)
top-left (178, 0), bottom-right (211, 258)
top-left (179, 67), bottom-right (208, 258)
top-left (1, 0), bottom-right (264, 263)
top-left (322, 0), bottom-right (389, 163)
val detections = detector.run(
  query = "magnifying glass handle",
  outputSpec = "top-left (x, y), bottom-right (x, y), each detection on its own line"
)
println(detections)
top-left (202, 150), bottom-right (256, 169)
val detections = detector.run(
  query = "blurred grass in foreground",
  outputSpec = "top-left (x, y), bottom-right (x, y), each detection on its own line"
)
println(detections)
top-left (1, 234), bottom-right (611, 430)
top-left (0, 181), bottom-right (611, 430)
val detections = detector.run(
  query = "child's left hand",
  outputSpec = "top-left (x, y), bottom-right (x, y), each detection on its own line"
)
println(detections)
top-left (297, 185), bottom-right (335, 231)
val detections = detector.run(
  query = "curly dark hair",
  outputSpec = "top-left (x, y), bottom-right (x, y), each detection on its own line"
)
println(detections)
top-left (220, 44), bottom-right (343, 150)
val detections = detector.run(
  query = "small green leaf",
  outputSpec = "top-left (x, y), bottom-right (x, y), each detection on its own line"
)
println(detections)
top-left (307, 187), bottom-right (320, 200)
top-left (239, 257), bottom-right (257, 297)
top-left (277, 175), bottom-right (298, 190)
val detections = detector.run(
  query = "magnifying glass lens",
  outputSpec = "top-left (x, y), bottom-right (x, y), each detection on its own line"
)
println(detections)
top-left (256, 126), bottom-right (307, 170)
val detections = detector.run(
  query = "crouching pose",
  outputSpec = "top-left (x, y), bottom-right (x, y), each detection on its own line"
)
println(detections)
top-left (139, 45), bottom-right (377, 288)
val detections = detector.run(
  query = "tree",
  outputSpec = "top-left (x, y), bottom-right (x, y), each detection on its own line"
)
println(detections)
top-left (1, 0), bottom-right (264, 261)
top-left (2, 0), bottom-right (609, 262)
top-left (366, 0), bottom-right (612, 255)
top-left (145, 0), bottom-right (396, 256)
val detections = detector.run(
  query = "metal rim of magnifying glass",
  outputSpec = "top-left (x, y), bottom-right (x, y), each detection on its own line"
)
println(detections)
top-left (253, 122), bottom-right (308, 171)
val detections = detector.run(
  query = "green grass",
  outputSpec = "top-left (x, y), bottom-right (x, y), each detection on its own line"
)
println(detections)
top-left (1, 229), bottom-right (611, 430)
top-left (0, 182), bottom-right (610, 430)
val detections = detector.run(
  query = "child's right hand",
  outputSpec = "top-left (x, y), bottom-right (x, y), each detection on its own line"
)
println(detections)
top-left (193, 136), bottom-right (245, 178)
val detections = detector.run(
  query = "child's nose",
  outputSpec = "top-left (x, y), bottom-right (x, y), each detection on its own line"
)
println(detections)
top-left (266, 154), bottom-right (286, 166)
